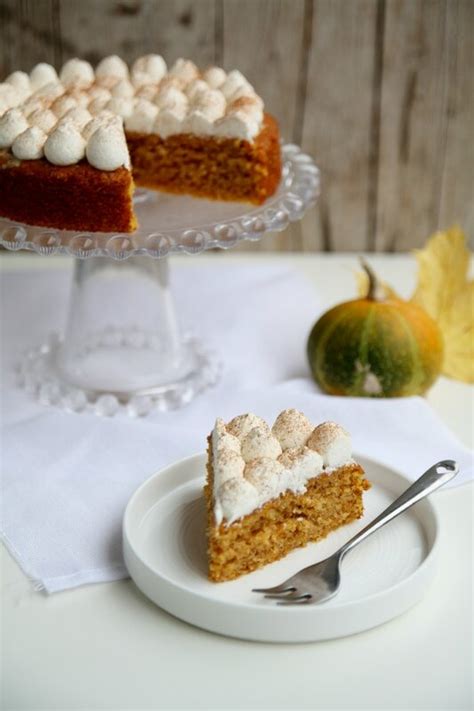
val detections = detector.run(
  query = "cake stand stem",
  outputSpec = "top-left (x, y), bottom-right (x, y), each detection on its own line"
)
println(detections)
top-left (48, 255), bottom-right (218, 413)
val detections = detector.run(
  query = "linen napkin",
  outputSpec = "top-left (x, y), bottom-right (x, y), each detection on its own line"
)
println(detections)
top-left (1, 263), bottom-right (472, 593)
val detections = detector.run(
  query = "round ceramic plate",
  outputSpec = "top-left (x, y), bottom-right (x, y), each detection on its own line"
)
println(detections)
top-left (123, 453), bottom-right (439, 643)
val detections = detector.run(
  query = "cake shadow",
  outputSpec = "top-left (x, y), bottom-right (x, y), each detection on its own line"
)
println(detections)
top-left (177, 495), bottom-right (208, 579)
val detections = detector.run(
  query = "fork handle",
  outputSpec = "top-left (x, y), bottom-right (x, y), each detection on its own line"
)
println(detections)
top-left (340, 460), bottom-right (459, 559)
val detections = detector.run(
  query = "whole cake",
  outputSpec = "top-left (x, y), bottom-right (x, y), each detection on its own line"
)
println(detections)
top-left (204, 410), bottom-right (370, 582)
top-left (0, 55), bottom-right (281, 233)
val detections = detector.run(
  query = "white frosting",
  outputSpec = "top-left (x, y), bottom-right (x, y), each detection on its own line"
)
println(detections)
top-left (51, 94), bottom-right (78, 117)
top-left (88, 96), bottom-right (111, 115)
top-left (131, 54), bottom-right (167, 85)
top-left (215, 110), bottom-right (259, 140)
top-left (0, 108), bottom-right (29, 148)
top-left (28, 108), bottom-right (57, 133)
top-left (227, 413), bottom-right (269, 441)
top-left (105, 96), bottom-right (134, 119)
top-left (153, 107), bottom-right (186, 138)
top-left (60, 59), bottom-right (94, 88)
top-left (220, 70), bottom-right (254, 100)
top-left (154, 86), bottom-right (188, 111)
top-left (241, 427), bottom-right (282, 462)
top-left (272, 409), bottom-right (313, 450)
top-left (44, 121), bottom-right (86, 165)
top-left (135, 84), bottom-right (158, 101)
top-left (62, 106), bottom-right (93, 130)
top-left (2, 57), bottom-right (264, 166)
top-left (111, 79), bottom-right (134, 99)
top-left (185, 79), bottom-right (209, 101)
top-left (12, 126), bottom-right (47, 160)
top-left (214, 478), bottom-right (259, 526)
top-left (86, 123), bottom-right (130, 170)
top-left (203, 66), bottom-right (227, 89)
top-left (0, 84), bottom-right (22, 115)
top-left (168, 58), bottom-right (199, 85)
top-left (5, 71), bottom-right (31, 97)
top-left (192, 89), bottom-right (226, 120)
top-left (96, 55), bottom-right (129, 80)
top-left (29, 63), bottom-right (58, 90)
top-left (307, 422), bottom-right (352, 468)
top-left (125, 100), bottom-right (159, 133)
top-left (211, 411), bottom-right (353, 525)
top-left (81, 111), bottom-right (119, 141)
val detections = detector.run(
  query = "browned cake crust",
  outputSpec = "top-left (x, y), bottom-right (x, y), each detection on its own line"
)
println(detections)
top-left (0, 114), bottom-right (281, 232)
top-left (126, 112), bottom-right (281, 205)
top-left (0, 150), bottom-right (136, 233)
top-left (205, 435), bottom-right (371, 582)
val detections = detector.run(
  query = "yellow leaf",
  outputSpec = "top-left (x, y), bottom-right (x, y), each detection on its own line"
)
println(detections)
top-left (411, 226), bottom-right (474, 383)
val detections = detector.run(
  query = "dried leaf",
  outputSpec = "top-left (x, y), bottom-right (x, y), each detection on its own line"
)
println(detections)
top-left (411, 226), bottom-right (474, 383)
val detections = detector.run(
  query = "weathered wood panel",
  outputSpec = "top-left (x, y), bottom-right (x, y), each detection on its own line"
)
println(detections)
top-left (437, 0), bottom-right (474, 248)
top-left (299, 0), bottom-right (381, 252)
top-left (58, 0), bottom-right (217, 68)
top-left (375, 0), bottom-right (451, 251)
top-left (222, 0), bottom-right (307, 251)
top-left (0, 0), bottom-right (61, 74)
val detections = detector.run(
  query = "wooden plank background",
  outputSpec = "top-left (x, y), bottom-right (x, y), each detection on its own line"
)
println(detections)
top-left (1, 0), bottom-right (472, 252)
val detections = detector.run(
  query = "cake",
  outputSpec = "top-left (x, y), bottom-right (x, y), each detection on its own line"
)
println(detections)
top-left (204, 409), bottom-right (370, 582)
top-left (0, 56), bottom-right (281, 233)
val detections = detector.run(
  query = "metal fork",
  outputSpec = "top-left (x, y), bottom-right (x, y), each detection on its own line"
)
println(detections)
top-left (252, 460), bottom-right (459, 606)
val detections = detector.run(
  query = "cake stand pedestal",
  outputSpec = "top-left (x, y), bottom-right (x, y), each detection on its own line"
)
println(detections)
top-left (1, 144), bottom-right (319, 416)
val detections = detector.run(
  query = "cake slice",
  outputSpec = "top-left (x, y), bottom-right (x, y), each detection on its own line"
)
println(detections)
top-left (204, 409), bottom-right (370, 582)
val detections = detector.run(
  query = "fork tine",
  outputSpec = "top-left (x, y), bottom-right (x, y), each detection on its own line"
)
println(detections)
top-left (252, 583), bottom-right (296, 594)
top-left (277, 594), bottom-right (312, 606)
top-left (264, 591), bottom-right (310, 603)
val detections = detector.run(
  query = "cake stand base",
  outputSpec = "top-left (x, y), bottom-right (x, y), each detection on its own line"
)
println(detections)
top-left (16, 257), bottom-right (219, 416)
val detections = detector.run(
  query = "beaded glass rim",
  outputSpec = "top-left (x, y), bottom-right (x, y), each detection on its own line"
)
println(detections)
top-left (0, 143), bottom-right (319, 259)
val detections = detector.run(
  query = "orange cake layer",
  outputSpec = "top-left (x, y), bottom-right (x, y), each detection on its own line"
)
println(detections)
top-left (0, 150), bottom-right (136, 233)
top-left (127, 113), bottom-right (281, 205)
top-left (205, 435), bottom-right (370, 583)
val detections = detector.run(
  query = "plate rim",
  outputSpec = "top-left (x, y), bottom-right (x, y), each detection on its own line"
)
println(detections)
top-left (123, 451), bottom-right (440, 617)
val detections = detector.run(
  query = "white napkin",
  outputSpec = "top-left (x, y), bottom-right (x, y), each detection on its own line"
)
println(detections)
top-left (1, 264), bottom-right (472, 593)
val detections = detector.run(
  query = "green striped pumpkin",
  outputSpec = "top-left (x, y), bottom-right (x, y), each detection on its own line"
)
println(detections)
top-left (307, 263), bottom-right (443, 397)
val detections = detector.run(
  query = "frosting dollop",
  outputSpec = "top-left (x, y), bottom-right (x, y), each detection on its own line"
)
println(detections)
top-left (203, 66), bottom-right (227, 89)
top-left (0, 83), bottom-right (24, 114)
top-left (0, 108), bottom-right (29, 148)
top-left (227, 413), bottom-right (269, 442)
top-left (272, 409), bottom-right (313, 450)
top-left (96, 55), bottom-right (129, 80)
top-left (44, 121), bottom-right (86, 165)
top-left (168, 58), bottom-right (199, 85)
top-left (28, 108), bottom-right (57, 133)
top-left (125, 100), bottom-right (159, 133)
top-left (244, 458), bottom-right (284, 497)
top-left (215, 477), bottom-right (259, 525)
top-left (29, 63), bottom-right (58, 90)
top-left (215, 110), bottom-right (259, 140)
top-left (60, 59), bottom-right (94, 88)
top-left (86, 123), bottom-right (130, 170)
top-left (307, 422), bottom-right (352, 468)
top-left (131, 54), bottom-right (167, 85)
top-left (5, 71), bottom-right (31, 97)
top-left (241, 427), bottom-right (282, 463)
top-left (12, 126), bottom-right (47, 160)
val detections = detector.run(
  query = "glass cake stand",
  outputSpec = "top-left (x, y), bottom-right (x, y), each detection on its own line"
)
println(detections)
top-left (1, 143), bottom-right (319, 416)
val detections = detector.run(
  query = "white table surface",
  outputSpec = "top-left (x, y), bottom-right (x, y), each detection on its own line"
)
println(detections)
top-left (1, 252), bottom-right (473, 711)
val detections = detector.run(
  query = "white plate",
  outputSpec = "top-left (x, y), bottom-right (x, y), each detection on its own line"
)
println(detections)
top-left (123, 453), bottom-right (439, 643)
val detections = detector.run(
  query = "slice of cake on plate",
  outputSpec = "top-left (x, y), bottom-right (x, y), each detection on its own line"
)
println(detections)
top-left (0, 55), bottom-right (281, 232)
top-left (204, 409), bottom-right (370, 582)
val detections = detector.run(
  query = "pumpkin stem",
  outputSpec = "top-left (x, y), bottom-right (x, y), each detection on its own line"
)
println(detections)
top-left (360, 257), bottom-right (385, 301)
